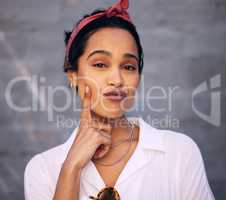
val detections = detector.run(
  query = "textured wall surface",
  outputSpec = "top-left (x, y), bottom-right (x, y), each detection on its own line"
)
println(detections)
top-left (0, 0), bottom-right (225, 199)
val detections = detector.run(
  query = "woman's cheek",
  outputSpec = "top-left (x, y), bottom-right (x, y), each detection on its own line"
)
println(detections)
top-left (120, 93), bottom-right (136, 111)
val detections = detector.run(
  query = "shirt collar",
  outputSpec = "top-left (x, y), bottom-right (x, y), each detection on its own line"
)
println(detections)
top-left (59, 116), bottom-right (165, 165)
top-left (136, 116), bottom-right (166, 152)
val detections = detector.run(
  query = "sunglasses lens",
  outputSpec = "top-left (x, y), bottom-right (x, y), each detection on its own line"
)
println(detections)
top-left (89, 187), bottom-right (120, 200)
top-left (99, 188), bottom-right (117, 200)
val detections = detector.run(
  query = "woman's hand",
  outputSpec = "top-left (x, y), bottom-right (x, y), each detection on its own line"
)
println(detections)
top-left (64, 85), bottom-right (113, 169)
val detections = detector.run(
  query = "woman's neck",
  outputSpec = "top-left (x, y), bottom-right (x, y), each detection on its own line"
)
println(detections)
top-left (90, 111), bottom-right (131, 140)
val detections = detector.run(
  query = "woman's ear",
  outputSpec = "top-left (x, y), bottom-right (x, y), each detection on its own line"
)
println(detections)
top-left (67, 71), bottom-right (77, 88)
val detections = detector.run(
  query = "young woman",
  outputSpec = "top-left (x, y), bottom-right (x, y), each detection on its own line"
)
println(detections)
top-left (24, 0), bottom-right (215, 199)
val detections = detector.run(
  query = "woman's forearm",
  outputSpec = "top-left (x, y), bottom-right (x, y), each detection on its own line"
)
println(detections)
top-left (53, 161), bottom-right (82, 200)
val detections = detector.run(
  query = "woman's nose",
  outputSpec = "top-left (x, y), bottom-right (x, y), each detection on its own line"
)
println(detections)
top-left (107, 68), bottom-right (123, 87)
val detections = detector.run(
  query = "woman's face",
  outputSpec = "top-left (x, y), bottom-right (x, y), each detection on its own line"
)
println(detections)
top-left (69, 27), bottom-right (140, 118)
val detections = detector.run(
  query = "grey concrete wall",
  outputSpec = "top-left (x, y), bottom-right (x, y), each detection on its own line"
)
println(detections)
top-left (0, 0), bottom-right (225, 199)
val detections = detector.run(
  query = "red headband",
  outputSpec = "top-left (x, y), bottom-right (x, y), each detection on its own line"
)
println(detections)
top-left (66, 0), bottom-right (132, 59)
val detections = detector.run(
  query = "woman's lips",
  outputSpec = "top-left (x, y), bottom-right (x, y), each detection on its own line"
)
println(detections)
top-left (104, 95), bottom-right (126, 101)
top-left (103, 90), bottom-right (127, 101)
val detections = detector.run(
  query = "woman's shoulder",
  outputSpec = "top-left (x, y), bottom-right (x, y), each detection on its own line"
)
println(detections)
top-left (24, 143), bottom-right (68, 199)
top-left (24, 128), bottom-right (79, 198)
top-left (25, 127), bottom-right (78, 172)
top-left (141, 116), bottom-right (200, 154)
top-left (161, 129), bottom-right (198, 149)
top-left (24, 128), bottom-right (78, 180)
top-left (24, 142), bottom-right (66, 181)
top-left (25, 142), bottom-right (65, 169)
top-left (156, 127), bottom-right (203, 161)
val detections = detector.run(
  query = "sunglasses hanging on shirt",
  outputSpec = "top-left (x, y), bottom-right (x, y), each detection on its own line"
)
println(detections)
top-left (89, 186), bottom-right (121, 200)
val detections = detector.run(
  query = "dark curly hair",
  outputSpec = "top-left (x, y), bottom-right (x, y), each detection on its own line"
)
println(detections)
top-left (63, 9), bottom-right (144, 75)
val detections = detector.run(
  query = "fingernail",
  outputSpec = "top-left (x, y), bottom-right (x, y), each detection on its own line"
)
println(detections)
top-left (85, 85), bottom-right (91, 98)
top-left (85, 86), bottom-right (89, 94)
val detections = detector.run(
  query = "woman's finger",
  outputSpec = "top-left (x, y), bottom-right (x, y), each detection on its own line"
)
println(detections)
top-left (79, 85), bottom-right (92, 128)
top-left (91, 120), bottom-right (113, 135)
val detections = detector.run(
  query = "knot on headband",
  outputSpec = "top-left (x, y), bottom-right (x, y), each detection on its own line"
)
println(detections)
top-left (106, 0), bottom-right (129, 17)
top-left (66, 0), bottom-right (132, 62)
top-left (106, 6), bottom-right (123, 17)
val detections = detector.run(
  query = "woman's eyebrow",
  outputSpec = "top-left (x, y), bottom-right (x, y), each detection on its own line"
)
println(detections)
top-left (123, 53), bottom-right (138, 62)
top-left (87, 50), bottom-right (111, 60)
top-left (87, 50), bottom-right (138, 62)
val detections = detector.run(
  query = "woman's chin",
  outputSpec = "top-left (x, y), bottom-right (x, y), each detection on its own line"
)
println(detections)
top-left (92, 107), bottom-right (125, 120)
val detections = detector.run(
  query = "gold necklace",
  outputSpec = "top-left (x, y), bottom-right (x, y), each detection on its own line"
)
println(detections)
top-left (111, 137), bottom-right (138, 148)
top-left (92, 121), bottom-right (134, 166)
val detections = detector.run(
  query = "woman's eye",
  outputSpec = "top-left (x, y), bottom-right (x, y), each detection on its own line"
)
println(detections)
top-left (124, 65), bottom-right (137, 71)
top-left (93, 63), bottom-right (106, 68)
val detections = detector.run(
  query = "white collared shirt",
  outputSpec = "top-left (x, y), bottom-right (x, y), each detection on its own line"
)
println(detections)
top-left (24, 117), bottom-right (215, 200)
